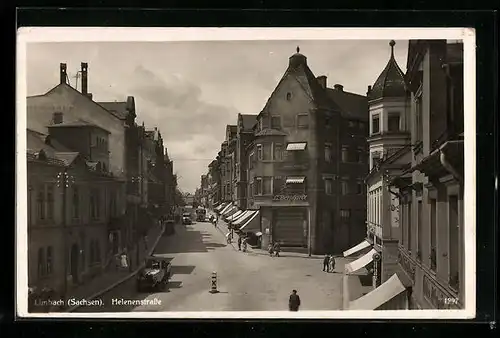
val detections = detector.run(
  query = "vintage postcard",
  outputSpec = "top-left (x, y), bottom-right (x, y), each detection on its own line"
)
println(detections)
top-left (16, 27), bottom-right (475, 319)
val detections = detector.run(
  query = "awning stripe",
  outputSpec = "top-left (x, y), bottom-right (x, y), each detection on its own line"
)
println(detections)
top-left (215, 203), bottom-right (227, 211)
top-left (231, 210), bottom-right (252, 223)
top-left (220, 203), bottom-right (233, 214)
top-left (286, 176), bottom-right (306, 184)
top-left (222, 206), bottom-right (236, 216)
top-left (233, 210), bottom-right (255, 225)
top-left (239, 211), bottom-right (260, 231)
top-left (348, 273), bottom-right (406, 310)
top-left (286, 143), bottom-right (307, 151)
top-left (226, 210), bottom-right (243, 221)
top-left (345, 249), bottom-right (378, 274)
top-left (343, 240), bottom-right (372, 257)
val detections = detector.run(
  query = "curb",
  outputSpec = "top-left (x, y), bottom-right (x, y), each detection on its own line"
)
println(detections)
top-left (67, 226), bottom-right (166, 312)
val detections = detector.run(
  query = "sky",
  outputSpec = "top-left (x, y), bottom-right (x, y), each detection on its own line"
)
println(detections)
top-left (26, 39), bottom-right (408, 193)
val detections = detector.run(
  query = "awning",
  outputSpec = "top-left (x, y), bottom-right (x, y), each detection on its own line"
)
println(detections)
top-left (343, 240), bottom-right (372, 257)
top-left (240, 211), bottom-right (260, 231)
top-left (348, 273), bottom-right (407, 310)
top-left (286, 176), bottom-right (305, 184)
top-left (345, 249), bottom-right (378, 274)
top-left (233, 210), bottom-right (255, 225)
top-left (286, 142), bottom-right (307, 151)
top-left (220, 203), bottom-right (233, 214)
top-left (227, 210), bottom-right (243, 221)
top-left (232, 210), bottom-right (252, 224)
top-left (222, 205), bottom-right (236, 216)
top-left (215, 203), bottom-right (227, 212)
top-left (224, 206), bottom-right (239, 217)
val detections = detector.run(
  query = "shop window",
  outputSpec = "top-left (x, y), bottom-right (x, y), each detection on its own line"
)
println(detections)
top-left (372, 114), bottom-right (380, 134)
top-left (324, 178), bottom-right (332, 195)
top-left (448, 195), bottom-right (459, 290)
top-left (297, 114), bottom-right (309, 128)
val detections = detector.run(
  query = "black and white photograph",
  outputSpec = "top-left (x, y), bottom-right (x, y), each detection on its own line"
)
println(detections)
top-left (16, 28), bottom-right (475, 319)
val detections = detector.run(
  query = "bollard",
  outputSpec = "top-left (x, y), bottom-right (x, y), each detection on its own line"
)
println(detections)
top-left (209, 271), bottom-right (219, 294)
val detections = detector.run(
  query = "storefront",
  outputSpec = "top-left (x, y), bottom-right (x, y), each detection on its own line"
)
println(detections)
top-left (272, 207), bottom-right (308, 247)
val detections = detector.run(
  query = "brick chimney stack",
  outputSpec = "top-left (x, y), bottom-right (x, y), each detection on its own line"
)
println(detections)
top-left (367, 85), bottom-right (372, 96)
top-left (60, 63), bottom-right (67, 84)
top-left (81, 62), bottom-right (88, 95)
top-left (334, 84), bottom-right (344, 92)
top-left (316, 76), bottom-right (327, 89)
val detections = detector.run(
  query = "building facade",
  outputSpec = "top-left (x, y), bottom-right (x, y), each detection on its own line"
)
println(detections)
top-left (243, 48), bottom-right (369, 255)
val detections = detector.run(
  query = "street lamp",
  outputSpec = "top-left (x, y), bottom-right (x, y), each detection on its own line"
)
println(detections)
top-left (56, 169), bottom-right (74, 306)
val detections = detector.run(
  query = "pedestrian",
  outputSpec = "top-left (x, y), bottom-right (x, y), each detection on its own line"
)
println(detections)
top-left (288, 290), bottom-right (301, 311)
top-left (273, 241), bottom-right (281, 257)
top-left (268, 242), bottom-right (274, 256)
top-left (329, 254), bottom-right (336, 272)
top-left (323, 254), bottom-right (330, 272)
top-left (237, 235), bottom-right (242, 251)
top-left (242, 237), bottom-right (248, 252)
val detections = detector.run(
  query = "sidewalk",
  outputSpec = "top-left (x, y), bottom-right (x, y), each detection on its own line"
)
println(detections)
top-left (66, 223), bottom-right (165, 312)
top-left (211, 212), bottom-right (325, 260)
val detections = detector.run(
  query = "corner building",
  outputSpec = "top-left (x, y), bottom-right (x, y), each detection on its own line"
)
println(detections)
top-left (246, 48), bottom-right (369, 255)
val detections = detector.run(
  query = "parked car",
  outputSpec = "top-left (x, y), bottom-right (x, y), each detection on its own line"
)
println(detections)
top-left (136, 256), bottom-right (172, 292)
top-left (182, 213), bottom-right (193, 225)
top-left (196, 208), bottom-right (206, 222)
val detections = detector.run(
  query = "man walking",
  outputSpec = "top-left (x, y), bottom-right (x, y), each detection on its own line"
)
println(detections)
top-left (288, 290), bottom-right (301, 311)
top-left (323, 254), bottom-right (330, 272)
top-left (237, 235), bottom-right (242, 251)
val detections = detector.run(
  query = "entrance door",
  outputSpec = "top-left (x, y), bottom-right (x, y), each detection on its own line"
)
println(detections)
top-left (273, 208), bottom-right (307, 247)
top-left (70, 244), bottom-right (79, 284)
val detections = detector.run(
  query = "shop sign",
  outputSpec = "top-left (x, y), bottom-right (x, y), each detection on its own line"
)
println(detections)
top-left (272, 194), bottom-right (307, 201)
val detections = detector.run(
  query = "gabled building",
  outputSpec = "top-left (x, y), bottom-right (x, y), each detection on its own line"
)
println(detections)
top-left (235, 113), bottom-right (257, 209)
top-left (245, 47), bottom-right (369, 255)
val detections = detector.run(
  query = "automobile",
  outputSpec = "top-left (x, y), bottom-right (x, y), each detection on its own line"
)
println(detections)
top-left (182, 213), bottom-right (193, 225)
top-left (196, 208), bottom-right (207, 222)
top-left (136, 256), bottom-right (172, 292)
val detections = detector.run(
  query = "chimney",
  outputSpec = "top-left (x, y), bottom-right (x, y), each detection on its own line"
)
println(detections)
top-left (367, 85), bottom-right (372, 96)
top-left (52, 112), bottom-right (63, 124)
top-left (316, 76), bottom-right (327, 89)
top-left (87, 93), bottom-right (93, 100)
top-left (60, 63), bottom-right (67, 84)
top-left (81, 62), bottom-right (88, 95)
top-left (334, 84), bottom-right (344, 92)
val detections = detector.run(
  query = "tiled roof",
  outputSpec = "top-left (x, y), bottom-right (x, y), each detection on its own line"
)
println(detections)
top-left (48, 118), bottom-right (111, 133)
top-left (326, 89), bottom-right (369, 121)
top-left (27, 129), bottom-right (71, 155)
top-left (54, 152), bottom-right (80, 166)
top-left (96, 101), bottom-right (129, 119)
top-left (369, 41), bottom-right (407, 101)
top-left (260, 51), bottom-right (342, 115)
top-left (255, 128), bottom-right (288, 137)
top-left (241, 114), bottom-right (257, 130)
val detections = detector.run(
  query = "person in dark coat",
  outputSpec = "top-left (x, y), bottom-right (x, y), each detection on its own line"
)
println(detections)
top-left (323, 254), bottom-right (330, 272)
top-left (273, 242), bottom-right (281, 257)
top-left (237, 235), bottom-right (242, 251)
top-left (289, 290), bottom-right (301, 311)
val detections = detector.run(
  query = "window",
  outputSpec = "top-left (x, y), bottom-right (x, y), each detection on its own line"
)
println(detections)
top-left (37, 248), bottom-right (45, 277)
top-left (271, 116), bottom-right (281, 129)
top-left (417, 200), bottom-right (423, 260)
top-left (372, 115), bottom-right (380, 134)
top-left (46, 185), bottom-right (54, 220)
top-left (263, 177), bottom-right (272, 195)
top-left (286, 92), bottom-right (292, 101)
top-left (372, 152), bottom-right (381, 168)
top-left (340, 209), bottom-right (351, 220)
top-left (263, 143), bottom-right (271, 160)
top-left (324, 178), bottom-right (333, 195)
top-left (46, 246), bottom-right (53, 275)
top-left (388, 113), bottom-right (401, 132)
top-left (297, 114), bottom-right (309, 128)
top-left (430, 198), bottom-right (437, 271)
top-left (249, 182), bottom-right (254, 198)
top-left (257, 144), bottom-right (263, 160)
top-left (273, 177), bottom-right (284, 194)
top-left (36, 188), bottom-right (45, 220)
top-left (341, 147), bottom-right (349, 162)
top-left (341, 180), bottom-right (348, 195)
top-left (324, 144), bottom-right (332, 162)
top-left (273, 144), bottom-right (283, 161)
top-left (356, 181), bottom-right (363, 195)
top-left (448, 195), bottom-right (459, 290)
top-left (249, 153), bottom-right (255, 169)
top-left (415, 95), bottom-right (423, 142)
top-left (255, 178), bottom-right (262, 195)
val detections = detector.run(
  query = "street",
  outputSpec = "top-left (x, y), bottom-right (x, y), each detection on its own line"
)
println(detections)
top-left (74, 220), bottom-right (344, 312)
